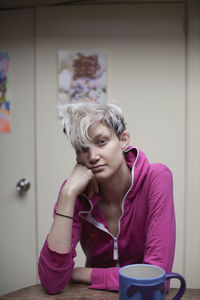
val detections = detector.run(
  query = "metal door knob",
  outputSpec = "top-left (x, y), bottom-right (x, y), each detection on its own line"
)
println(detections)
top-left (16, 178), bottom-right (31, 193)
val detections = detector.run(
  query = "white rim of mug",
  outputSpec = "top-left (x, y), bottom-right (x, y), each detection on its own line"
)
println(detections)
top-left (119, 264), bottom-right (166, 281)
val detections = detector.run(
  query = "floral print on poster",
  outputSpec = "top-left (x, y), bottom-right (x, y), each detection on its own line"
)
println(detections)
top-left (58, 50), bottom-right (106, 117)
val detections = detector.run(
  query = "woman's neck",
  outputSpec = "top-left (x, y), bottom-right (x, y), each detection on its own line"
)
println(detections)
top-left (99, 163), bottom-right (132, 205)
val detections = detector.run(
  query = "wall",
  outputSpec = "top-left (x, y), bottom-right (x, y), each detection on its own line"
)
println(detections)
top-left (185, 0), bottom-right (200, 288)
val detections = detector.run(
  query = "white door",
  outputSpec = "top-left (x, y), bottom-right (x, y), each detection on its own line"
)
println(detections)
top-left (36, 1), bottom-right (186, 284)
top-left (0, 10), bottom-right (37, 295)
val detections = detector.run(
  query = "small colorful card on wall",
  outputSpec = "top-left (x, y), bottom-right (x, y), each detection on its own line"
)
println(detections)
top-left (58, 50), bottom-right (106, 117)
top-left (0, 51), bottom-right (10, 133)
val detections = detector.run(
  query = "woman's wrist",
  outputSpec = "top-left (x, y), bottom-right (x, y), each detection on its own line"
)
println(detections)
top-left (72, 267), bottom-right (92, 284)
top-left (56, 187), bottom-right (76, 217)
top-left (61, 181), bottom-right (80, 200)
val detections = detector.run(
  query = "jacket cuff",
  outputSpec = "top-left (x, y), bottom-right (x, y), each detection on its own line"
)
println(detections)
top-left (89, 267), bottom-right (119, 291)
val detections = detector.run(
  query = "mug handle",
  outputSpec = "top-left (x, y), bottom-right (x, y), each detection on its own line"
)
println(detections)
top-left (165, 273), bottom-right (186, 300)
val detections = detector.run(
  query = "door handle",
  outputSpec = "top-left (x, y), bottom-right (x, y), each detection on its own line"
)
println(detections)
top-left (16, 178), bottom-right (31, 193)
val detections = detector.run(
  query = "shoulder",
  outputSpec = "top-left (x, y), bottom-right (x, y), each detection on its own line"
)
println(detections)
top-left (148, 163), bottom-right (173, 178)
top-left (145, 163), bottom-right (173, 193)
top-left (145, 164), bottom-right (174, 208)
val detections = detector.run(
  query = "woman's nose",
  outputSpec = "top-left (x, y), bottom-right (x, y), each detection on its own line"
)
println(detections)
top-left (88, 146), bottom-right (100, 164)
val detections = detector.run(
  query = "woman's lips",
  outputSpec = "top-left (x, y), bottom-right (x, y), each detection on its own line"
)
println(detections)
top-left (90, 164), bottom-right (106, 172)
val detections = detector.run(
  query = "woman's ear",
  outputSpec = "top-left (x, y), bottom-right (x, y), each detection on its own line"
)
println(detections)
top-left (119, 130), bottom-right (130, 151)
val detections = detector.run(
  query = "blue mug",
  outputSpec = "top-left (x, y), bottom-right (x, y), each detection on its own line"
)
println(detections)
top-left (119, 264), bottom-right (186, 300)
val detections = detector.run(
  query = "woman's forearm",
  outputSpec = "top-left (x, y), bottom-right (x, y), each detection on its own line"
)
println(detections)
top-left (48, 163), bottom-right (97, 253)
top-left (48, 187), bottom-right (76, 253)
top-left (72, 267), bottom-right (92, 284)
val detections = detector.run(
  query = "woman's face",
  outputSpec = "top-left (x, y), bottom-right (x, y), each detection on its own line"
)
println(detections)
top-left (76, 121), bottom-right (130, 182)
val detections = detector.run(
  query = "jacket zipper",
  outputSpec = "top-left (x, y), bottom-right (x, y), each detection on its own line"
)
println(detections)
top-left (111, 147), bottom-right (138, 264)
top-left (113, 237), bottom-right (118, 261)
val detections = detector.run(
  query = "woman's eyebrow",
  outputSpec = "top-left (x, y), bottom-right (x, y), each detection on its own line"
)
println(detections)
top-left (93, 132), bottom-right (109, 140)
top-left (92, 132), bottom-right (112, 142)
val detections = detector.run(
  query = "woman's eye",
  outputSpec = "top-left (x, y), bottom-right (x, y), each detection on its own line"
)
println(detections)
top-left (76, 147), bottom-right (88, 154)
top-left (81, 147), bottom-right (89, 153)
top-left (98, 139), bottom-right (107, 145)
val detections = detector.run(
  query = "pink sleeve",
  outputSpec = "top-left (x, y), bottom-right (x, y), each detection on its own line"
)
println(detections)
top-left (143, 167), bottom-right (176, 290)
top-left (38, 237), bottom-right (76, 294)
top-left (89, 267), bottom-right (120, 291)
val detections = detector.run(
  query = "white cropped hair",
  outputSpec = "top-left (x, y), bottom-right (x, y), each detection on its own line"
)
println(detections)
top-left (57, 102), bottom-right (126, 153)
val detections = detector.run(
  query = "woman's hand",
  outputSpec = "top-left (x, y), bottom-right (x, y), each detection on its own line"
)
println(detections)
top-left (63, 163), bottom-right (99, 199)
top-left (72, 267), bottom-right (92, 284)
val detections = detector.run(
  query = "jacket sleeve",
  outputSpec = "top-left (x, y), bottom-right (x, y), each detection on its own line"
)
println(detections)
top-left (38, 182), bottom-right (81, 294)
top-left (143, 165), bottom-right (176, 289)
top-left (38, 237), bottom-right (76, 294)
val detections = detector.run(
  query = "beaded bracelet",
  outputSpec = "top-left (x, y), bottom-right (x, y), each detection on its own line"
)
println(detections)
top-left (55, 212), bottom-right (73, 219)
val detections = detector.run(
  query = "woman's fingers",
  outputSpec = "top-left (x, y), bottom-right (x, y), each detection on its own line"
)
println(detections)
top-left (65, 163), bottom-right (93, 196)
top-left (67, 162), bottom-right (99, 199)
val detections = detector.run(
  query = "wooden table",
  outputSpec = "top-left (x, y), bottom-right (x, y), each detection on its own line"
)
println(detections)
top-left (0, 283), bottom-right (200, 299)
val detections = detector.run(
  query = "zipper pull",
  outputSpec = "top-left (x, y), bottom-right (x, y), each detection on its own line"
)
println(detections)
top-left (113, 238), bottom-right (118, 261)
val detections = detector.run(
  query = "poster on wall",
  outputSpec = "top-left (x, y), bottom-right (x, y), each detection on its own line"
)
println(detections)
top-left (0, 51), bottom-right (10, 133)
top-left (58, 50), bottom-right (106, 117)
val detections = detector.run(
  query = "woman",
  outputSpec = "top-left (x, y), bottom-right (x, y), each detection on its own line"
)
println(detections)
top-left (38, 102), bottom-right (176, 294)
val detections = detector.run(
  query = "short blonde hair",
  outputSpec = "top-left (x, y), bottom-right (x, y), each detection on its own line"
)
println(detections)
top-left (58, 102), bottom-right (126, 153)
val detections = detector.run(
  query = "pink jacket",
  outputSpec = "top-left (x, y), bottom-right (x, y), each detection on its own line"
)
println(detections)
top-left (38, 147), bottom-right (176, 294)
